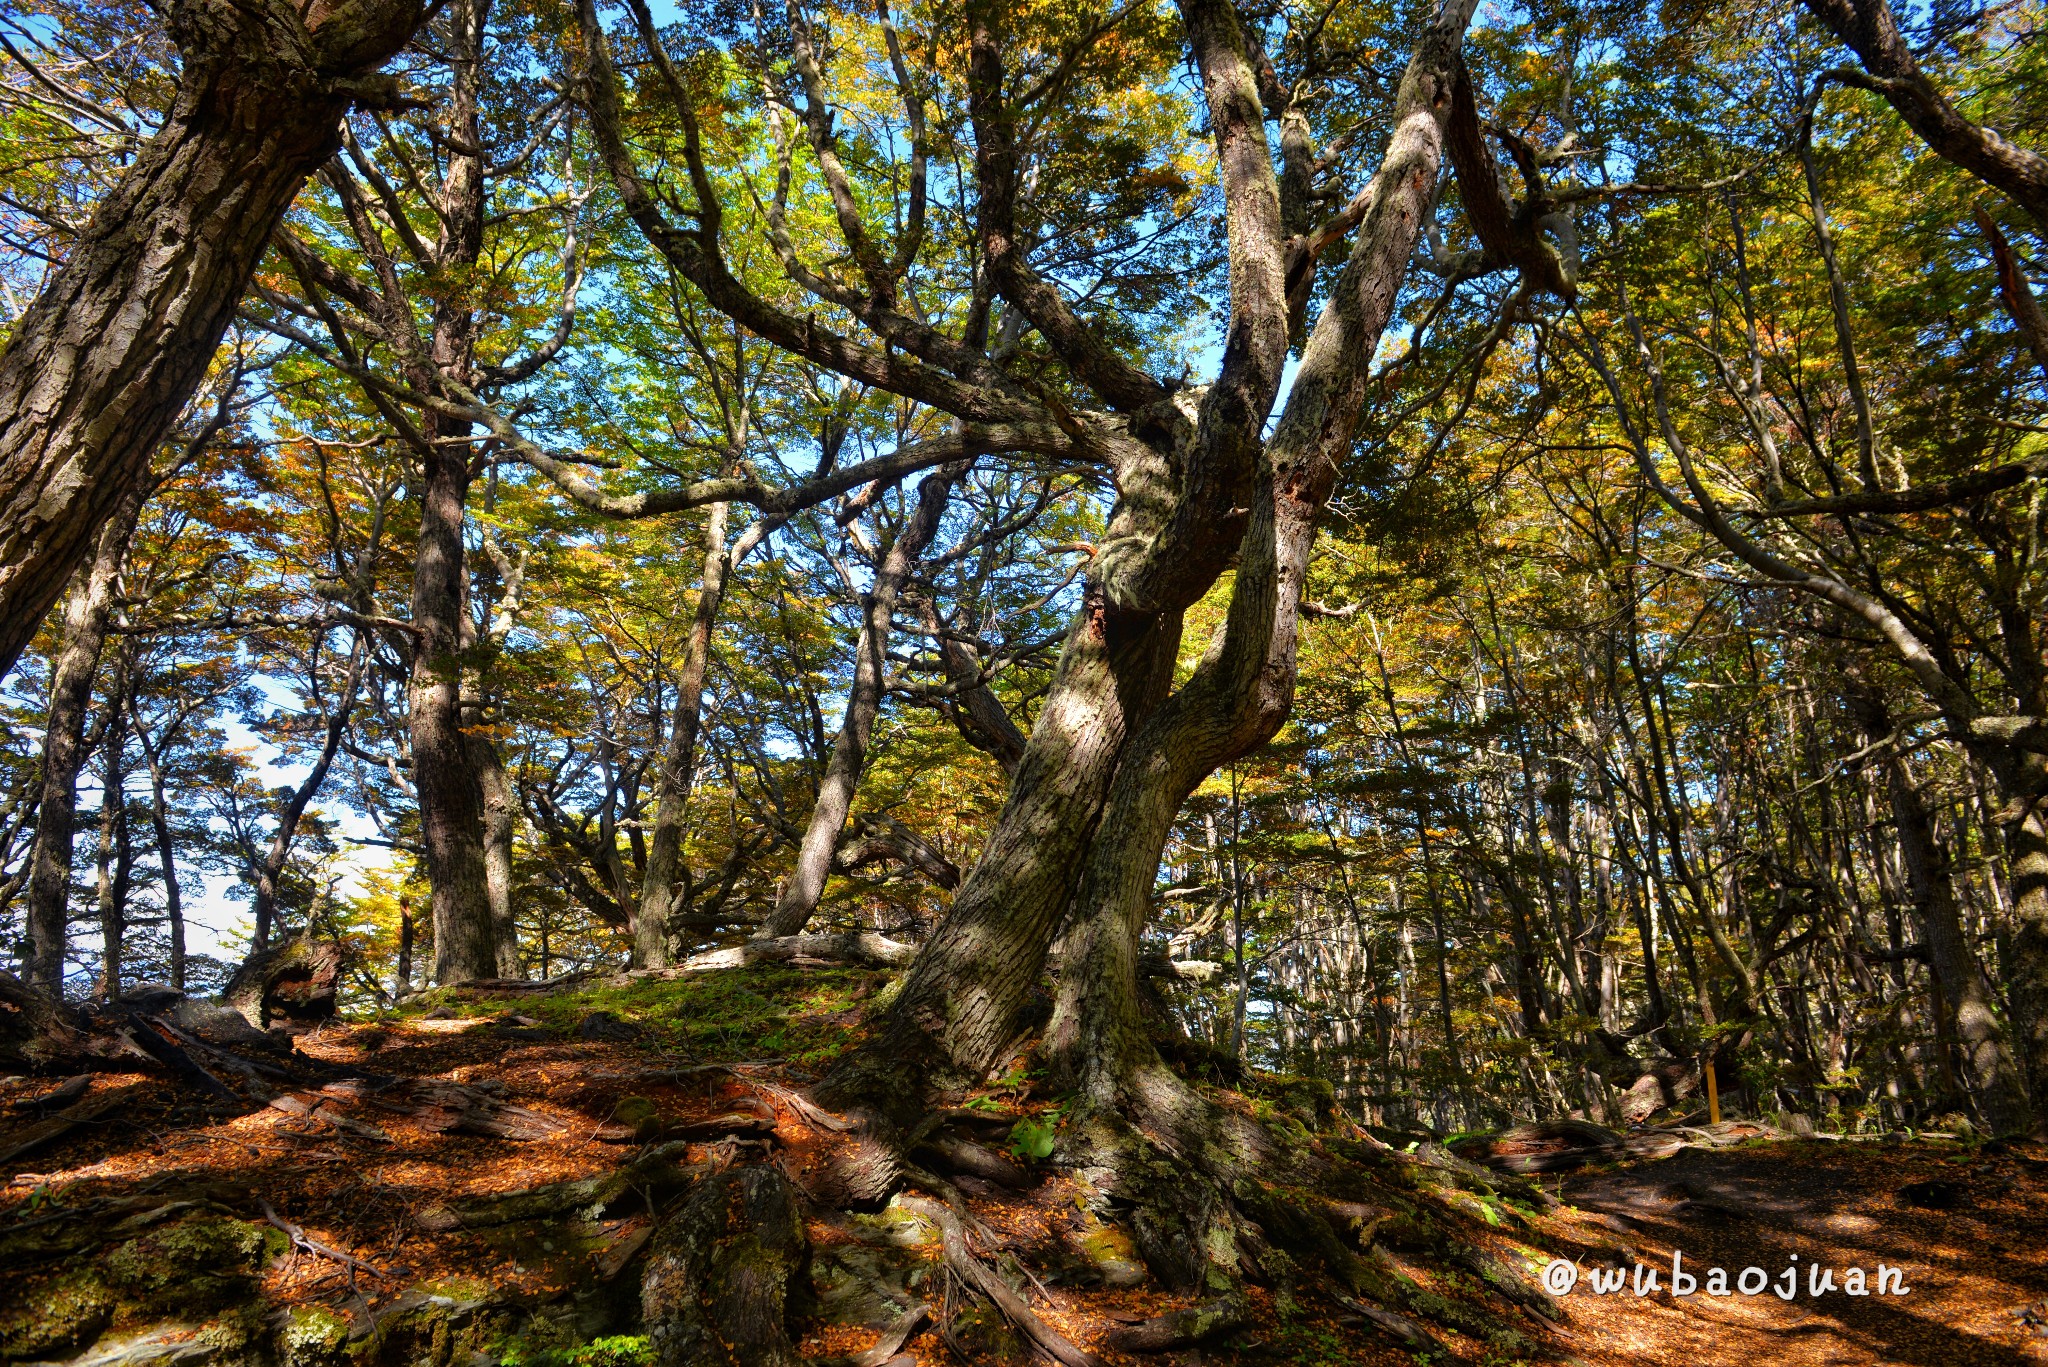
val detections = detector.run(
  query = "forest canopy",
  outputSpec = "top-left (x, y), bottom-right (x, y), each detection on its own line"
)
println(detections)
top-left (1, 0), bottom-right (2046, 1158)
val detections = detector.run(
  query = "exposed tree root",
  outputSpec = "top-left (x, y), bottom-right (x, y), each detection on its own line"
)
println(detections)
top-left (1103, 1293), bottom-right (1248, 1352)
top-left (642, 1164), bottom-right (809, 1367)
top-left (899, 1194), bottom-right (1105, 1367)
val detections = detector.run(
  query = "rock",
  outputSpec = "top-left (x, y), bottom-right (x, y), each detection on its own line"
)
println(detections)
top-left (278, 1306), bottom-right (351, 1367)
top-left (0, 1269), bottom-right (114, 1359)
top-left (1069, 1218), bottom-right (1149, 1288)
top-left (949, 1302), bottom-right (1033, 1365)
top-left (102, 1216), bottom-right (272, 1313)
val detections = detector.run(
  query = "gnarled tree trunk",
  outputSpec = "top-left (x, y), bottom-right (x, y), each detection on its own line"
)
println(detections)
top-left (0, 0), bottom-right (423, 677)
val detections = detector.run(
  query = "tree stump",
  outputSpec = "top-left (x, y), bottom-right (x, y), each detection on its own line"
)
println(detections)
top-left (219, 937), bottom-right (341, 1029)
top-left (643, 1164), bottom-right (809, 1367)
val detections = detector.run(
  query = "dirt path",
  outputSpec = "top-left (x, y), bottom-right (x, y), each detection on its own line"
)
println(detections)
top-left (1551, 1140), bottom-right (2048, 1367)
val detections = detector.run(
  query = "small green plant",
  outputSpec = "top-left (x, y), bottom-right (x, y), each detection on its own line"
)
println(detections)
top-left (1009, 1115), bottom-right (1057, 1162)
top-left (568, 1336), bottom-right (654, 1367)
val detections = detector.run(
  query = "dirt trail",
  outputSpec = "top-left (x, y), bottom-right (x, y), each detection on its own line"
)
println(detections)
top-left (1551, 1141), bottom-right (2048, 1367)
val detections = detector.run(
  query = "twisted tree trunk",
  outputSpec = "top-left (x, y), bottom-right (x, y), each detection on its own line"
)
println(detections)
top-left (821, 0), bottom-right (1474, 1167)
top-left (0, 0), bottom-right (423, 677)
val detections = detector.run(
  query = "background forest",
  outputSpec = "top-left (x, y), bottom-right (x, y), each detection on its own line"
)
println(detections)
top-left (2, 0), bottom-right (2046, 1153)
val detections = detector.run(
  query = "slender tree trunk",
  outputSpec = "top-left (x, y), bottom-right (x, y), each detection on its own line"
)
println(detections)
top-left (138, 744), bottom-right (185, 993)
top-left (1992, 750), bottom-right (2048, 1122)
top-left (395, 898), bottom-right (415, 996)
top-left (474, 731), bottom-right (520, 977)
top-left (636, 499), bottom-right (733, 968)
top-left (250, 639), bottom-right (366, 948)
top-left (1884, 745), bottom-right (2027, 1129)
top-left (759, 463), bottom-right (964, 940)
top-left (92, 693), bottom-right (133, 999)
top-left (23, 484), bottom-right (145, 994)
top-left (0, 0), bottom-right (422, 676)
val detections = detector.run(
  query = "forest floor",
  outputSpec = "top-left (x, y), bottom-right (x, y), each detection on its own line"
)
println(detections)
top-left (4, 965), bottom-right (2046, 1367)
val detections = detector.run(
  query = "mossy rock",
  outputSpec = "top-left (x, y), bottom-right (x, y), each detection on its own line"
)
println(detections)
top-left (0, 1268), bottom-right (114, 1359)
top-left (1069, 1221), bottom-right (1147, 1289)
top-left (1246, 1071), bottom-right (1338, 1128)
top-left (102, 1217), bottom-right (271, 1313)
top-left (193, 1303), bottom-right (274, 1367)
top-left (806, 1245), bottom-right (921, 1327)
top-left (847, 1197), bottom-right (939, 1248)
top-left (280, 1306), bottom-right (352, 1367)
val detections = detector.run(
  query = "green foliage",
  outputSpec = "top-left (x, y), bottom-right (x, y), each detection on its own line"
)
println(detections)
top-left (1008, 1115), bottom-right (1057, 1162)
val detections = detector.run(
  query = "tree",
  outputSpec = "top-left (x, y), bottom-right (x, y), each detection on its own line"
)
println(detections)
top-left (0, 0), bottom-right (425, 675)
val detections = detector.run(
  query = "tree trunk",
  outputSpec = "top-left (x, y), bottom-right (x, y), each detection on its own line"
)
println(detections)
top-left (142, 758), bottom-right (185, 993)
top-left (821, 0), bottom-right (1470, 1127)
top-left (23, 483), bottom-right (146, 994)
top-left (758, 463), bottom-right (964, 940)
top-left (92, 709), bottom-right (134, 1000)
top-left (411, 0), bottom-right (497, 985)
top-left (413, 436), bottom-right (496, 983)
top-left (635, 499), bottom-right (733, 968)
top-left (0, 0), bottom-right (423, 677)
top-left (250, 638), bottom-right (366, 948)
top-left (1992, 749), bottom-right (2048, 1123)
top-left (1849, 681), bottom-right (2030, 1130)
top-left (474, 730), bottom-right (521, 977)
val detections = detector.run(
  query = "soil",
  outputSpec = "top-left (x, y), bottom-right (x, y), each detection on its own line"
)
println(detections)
top-left (4, 971), bottom-right (2045, 1367)
top-left (1550, 1140), bottom-right (2048, 1367)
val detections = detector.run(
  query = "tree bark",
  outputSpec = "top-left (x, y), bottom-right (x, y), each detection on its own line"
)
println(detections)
top-left (23, 482), bottom-right (147, 994)
top-left (757, 462), bottom-right (965, 940)
top-left (635, 500), bottom-right (733, 968)
top-left (0, 0), bottom-right (423, 677)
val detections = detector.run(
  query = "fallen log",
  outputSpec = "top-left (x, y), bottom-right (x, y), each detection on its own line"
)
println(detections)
top-left (683, 932), bottom-right (917, 972)
top-left (643, 1164), bottom-right (809, 1367)
top-left (220, 935), bottom-right (340, 1029)
top-left (0, 970), bottom-right (89, 1070)
top-left (415, 1142), bottom-right (699, 1232)
top-left (0, 1081), bottom-right (147, 1166)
